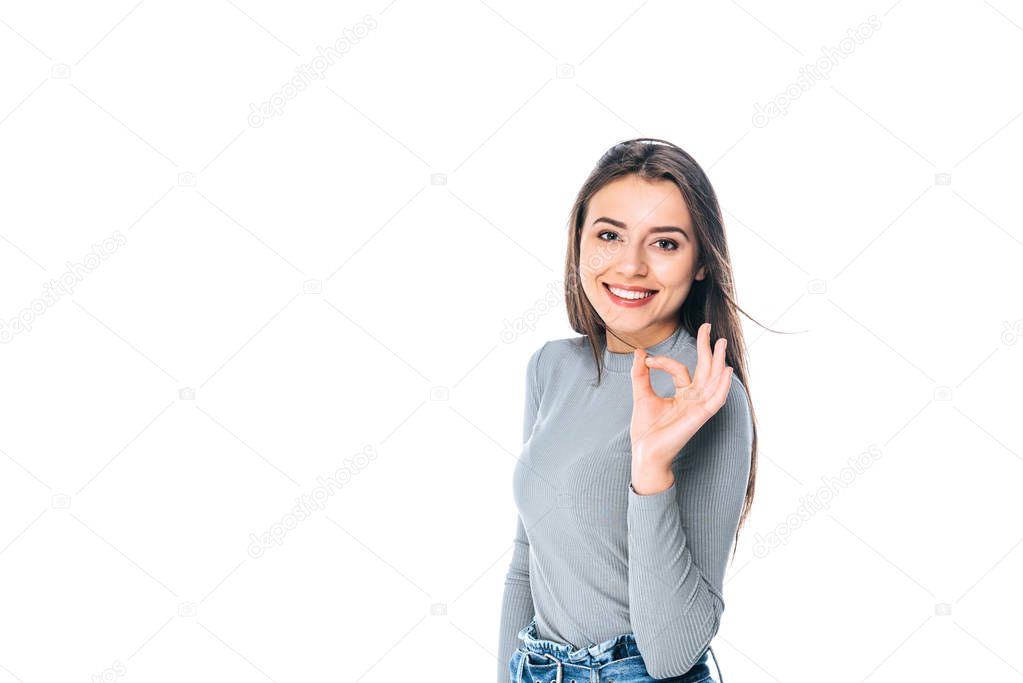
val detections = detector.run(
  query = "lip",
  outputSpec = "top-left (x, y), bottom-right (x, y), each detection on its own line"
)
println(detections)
top-left (603, 282), bottom-right (658, 307)
top-left (604, 282), bottom-right (657, 292)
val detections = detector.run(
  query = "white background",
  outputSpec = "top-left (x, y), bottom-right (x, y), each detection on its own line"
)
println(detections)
top-left (1, 1), bottom-right (1021, 681)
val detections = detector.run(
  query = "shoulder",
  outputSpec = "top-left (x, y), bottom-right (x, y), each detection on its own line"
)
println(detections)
top-left (526, 334), bottom-right (591, 388)
top-left (716, 372), bottom-right (753, 438)
top-left (537, 334), bottom-right (588, 355)
top-left (726, 372), bottom-right (751, 415)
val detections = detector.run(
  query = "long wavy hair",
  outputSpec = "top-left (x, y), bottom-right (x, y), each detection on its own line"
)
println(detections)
top-left (564, 137), bottom-right (767, 561)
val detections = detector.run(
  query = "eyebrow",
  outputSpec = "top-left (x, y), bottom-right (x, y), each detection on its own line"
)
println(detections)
top-left (591, 216), bottom-right (690, 240)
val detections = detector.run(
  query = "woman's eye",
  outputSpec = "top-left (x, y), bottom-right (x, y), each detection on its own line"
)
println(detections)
top-left (596, 231), bottom-right (677, 252)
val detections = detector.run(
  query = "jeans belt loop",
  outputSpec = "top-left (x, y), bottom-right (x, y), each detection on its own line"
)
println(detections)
top-left (542, 653), bottom-right (563, 683)
top-left (515, 649), bottom-right (527, 683)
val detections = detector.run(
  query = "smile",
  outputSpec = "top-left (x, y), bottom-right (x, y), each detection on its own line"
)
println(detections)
top-left (603, 282), bottom-right (658, 307)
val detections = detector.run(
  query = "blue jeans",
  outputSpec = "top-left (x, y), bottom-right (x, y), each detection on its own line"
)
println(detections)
top-left (509, 617), bottom-right (718, 683)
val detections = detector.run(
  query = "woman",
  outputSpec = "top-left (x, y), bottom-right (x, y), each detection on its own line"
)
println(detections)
top-left (497, 138), bottom-right (759, 683)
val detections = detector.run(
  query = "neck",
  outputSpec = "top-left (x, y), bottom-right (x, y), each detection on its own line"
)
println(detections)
top-left (604, 322), bottom-right (680, 353)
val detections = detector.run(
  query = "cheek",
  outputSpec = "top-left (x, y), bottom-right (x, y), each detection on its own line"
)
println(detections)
top-left (578, 245), bottom-right (610, 279)
top-left (580, 277), bottom-right (603, 302)
top-left (650, 258), bottom-right (697, 286)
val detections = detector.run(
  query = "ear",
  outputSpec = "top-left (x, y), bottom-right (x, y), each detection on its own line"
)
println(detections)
top-left (695, 263), bottom-right (706, 281)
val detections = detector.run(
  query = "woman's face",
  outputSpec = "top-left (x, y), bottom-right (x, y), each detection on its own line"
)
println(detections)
top-left (579, 174), bottom-right (706, 352)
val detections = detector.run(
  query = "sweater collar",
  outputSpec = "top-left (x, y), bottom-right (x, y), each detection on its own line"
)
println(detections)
top-left (601, 323), bottom-right (695, 373)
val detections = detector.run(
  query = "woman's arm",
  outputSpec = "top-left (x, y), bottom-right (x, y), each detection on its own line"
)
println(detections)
top-left (496, 344), bottom-right (545, 682)
top-left (496, 516), bottom-right (533, 681)
top-left (626, 374), bottom-right (753, 679)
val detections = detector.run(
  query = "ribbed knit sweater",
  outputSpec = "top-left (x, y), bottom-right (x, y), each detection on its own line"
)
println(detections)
top-left (496, 323), bottom-right (753, 681)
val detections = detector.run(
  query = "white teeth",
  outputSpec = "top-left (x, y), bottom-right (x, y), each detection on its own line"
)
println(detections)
top-left (608, 285), bottom-right (655, 300)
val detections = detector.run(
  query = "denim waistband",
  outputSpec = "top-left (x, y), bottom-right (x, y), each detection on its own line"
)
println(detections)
top-left (515, 617), bottom-right (714, 681)
top-left (517, 617), bottom-right (666, 667)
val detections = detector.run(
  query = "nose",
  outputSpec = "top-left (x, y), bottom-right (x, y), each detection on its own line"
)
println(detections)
top-left (613, 241), bottom-right (647, 278)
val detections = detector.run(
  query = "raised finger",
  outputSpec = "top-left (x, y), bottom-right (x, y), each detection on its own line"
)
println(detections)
top-left (631, 346), bottom-right (657, 402)
top-left (696, 338), bottom-right (727, 404)
top-left (693, 322), bottom-right (713, 385)
top-left (710, 336), bottom-right (728, 384)
top-left (643, 354), bottom-right (693, 397)
top-left (711, 366), bottom-right (734, 410)
top-left (699, 329), bottom-right (728, 389)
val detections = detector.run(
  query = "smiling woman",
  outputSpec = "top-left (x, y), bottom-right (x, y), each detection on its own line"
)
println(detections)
top-left (497, 138), bottom-right (766, 683)
top-left (579, 171), bottom-right (708, 358)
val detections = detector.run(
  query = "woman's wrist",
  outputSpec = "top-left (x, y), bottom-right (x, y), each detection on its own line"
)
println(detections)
top-left (629, 461), bottom-right (674, 495)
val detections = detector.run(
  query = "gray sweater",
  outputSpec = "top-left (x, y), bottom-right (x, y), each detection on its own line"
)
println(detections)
top-left (497, 323), bottom-right (753, 680)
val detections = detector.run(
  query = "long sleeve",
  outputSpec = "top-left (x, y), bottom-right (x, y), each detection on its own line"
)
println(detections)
top-left (496, 344), bottom-right (545, 682)
top-left (625, 373), bottom-right (753, 679)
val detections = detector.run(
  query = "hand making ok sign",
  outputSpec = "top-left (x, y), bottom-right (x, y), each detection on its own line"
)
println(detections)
top-left (629, 322), bottom-right (734, 474)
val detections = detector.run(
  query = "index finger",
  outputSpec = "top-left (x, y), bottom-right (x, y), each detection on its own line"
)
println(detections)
top-left (643, 354), bottom-right (694, 399)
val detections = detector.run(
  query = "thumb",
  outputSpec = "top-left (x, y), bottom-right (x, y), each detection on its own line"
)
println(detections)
top-left (630, 346), bottom-right (656, 402)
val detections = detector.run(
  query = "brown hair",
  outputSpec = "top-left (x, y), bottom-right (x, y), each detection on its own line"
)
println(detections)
top-left (563, 137), bottom-right (770, 562)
